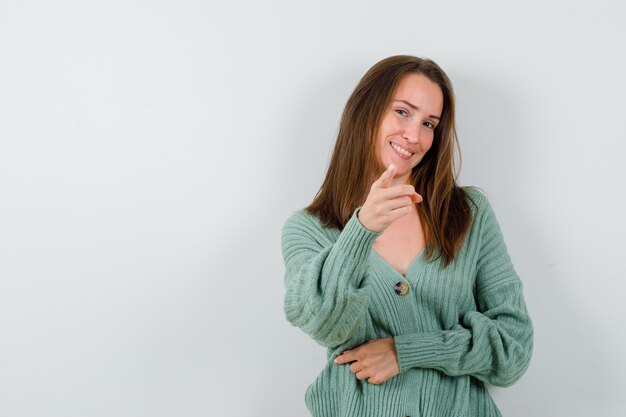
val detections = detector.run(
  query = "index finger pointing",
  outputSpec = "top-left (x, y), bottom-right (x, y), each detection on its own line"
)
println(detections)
top-left (376, 164), bottom-right (397, 188)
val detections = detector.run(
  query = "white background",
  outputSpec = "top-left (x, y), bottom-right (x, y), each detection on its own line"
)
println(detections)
top-left (1, 1), bottom-right (625, 416)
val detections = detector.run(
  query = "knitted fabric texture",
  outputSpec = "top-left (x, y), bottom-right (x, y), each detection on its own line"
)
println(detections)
top-left (281, 187), bottom-right (533, 417)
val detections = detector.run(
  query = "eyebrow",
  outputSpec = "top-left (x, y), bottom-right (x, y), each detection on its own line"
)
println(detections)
top-left (393, 99), bottom-right (441, 120)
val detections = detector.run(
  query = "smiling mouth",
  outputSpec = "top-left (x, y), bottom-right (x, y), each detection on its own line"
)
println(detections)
top-left (390, 142), bottom-right (414, 158)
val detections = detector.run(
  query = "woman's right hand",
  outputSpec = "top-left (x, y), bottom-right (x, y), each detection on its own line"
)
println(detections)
top-left (357, 164), bottom-right (422, 233)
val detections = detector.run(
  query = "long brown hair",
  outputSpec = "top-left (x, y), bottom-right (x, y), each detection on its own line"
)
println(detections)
top-left (305, 55), bottom-right (476, 268)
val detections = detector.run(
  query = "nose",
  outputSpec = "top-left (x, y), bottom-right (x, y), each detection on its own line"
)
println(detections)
top-left (402, 120), bottom-right (420, 144)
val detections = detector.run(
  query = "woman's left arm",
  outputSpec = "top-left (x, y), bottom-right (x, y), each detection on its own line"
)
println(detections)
top-left (393, 280), bottom-right (533, 387)
top-left (393, 193), bottom-right (534, 387)
top-left (335, 279), bottom-right (532, 386)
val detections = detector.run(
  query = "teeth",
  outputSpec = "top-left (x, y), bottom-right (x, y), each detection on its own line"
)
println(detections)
top-left (391, 143), bottom-right (413, 157)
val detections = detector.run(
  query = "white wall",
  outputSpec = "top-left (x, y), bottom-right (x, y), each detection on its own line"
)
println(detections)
top-left (1, 0), bottom-right (625, 416)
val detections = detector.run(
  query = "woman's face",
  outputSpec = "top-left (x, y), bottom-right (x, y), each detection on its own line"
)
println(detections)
top-left (376, 73), bottom-right (444, 184)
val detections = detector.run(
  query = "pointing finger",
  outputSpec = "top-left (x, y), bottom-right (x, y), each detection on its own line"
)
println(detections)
top-left (376, 164), bottom-right (397, 188)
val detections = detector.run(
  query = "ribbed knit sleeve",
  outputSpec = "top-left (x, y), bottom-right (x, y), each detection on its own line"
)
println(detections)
top-left (282, 207), bottom-right (381, 348)
top-left (393, 192), bottom-right (534, 387)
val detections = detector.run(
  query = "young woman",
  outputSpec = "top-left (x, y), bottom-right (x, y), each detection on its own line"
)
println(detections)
top-left (281, 55), bottom-right (533, 417)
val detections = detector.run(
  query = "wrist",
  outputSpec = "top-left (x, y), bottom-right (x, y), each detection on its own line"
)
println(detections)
top-left (357, 207), bottom-right (373, 231)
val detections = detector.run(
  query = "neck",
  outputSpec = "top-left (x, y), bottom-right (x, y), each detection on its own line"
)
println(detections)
top-left (389, 172), bottom-right (412, 187)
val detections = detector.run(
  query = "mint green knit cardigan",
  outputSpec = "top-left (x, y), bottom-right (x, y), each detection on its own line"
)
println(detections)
top-left (281, 187), bottom-right (533, 417)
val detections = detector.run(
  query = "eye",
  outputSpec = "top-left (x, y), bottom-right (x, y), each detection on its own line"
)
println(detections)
top-left (423, 121), bottom-right (435, 129)
top-left (394, 108), bottom-right (409, 118)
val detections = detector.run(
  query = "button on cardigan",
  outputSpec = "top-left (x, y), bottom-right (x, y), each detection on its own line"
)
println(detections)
top-left (281, 187), bottom-right (533, 417)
